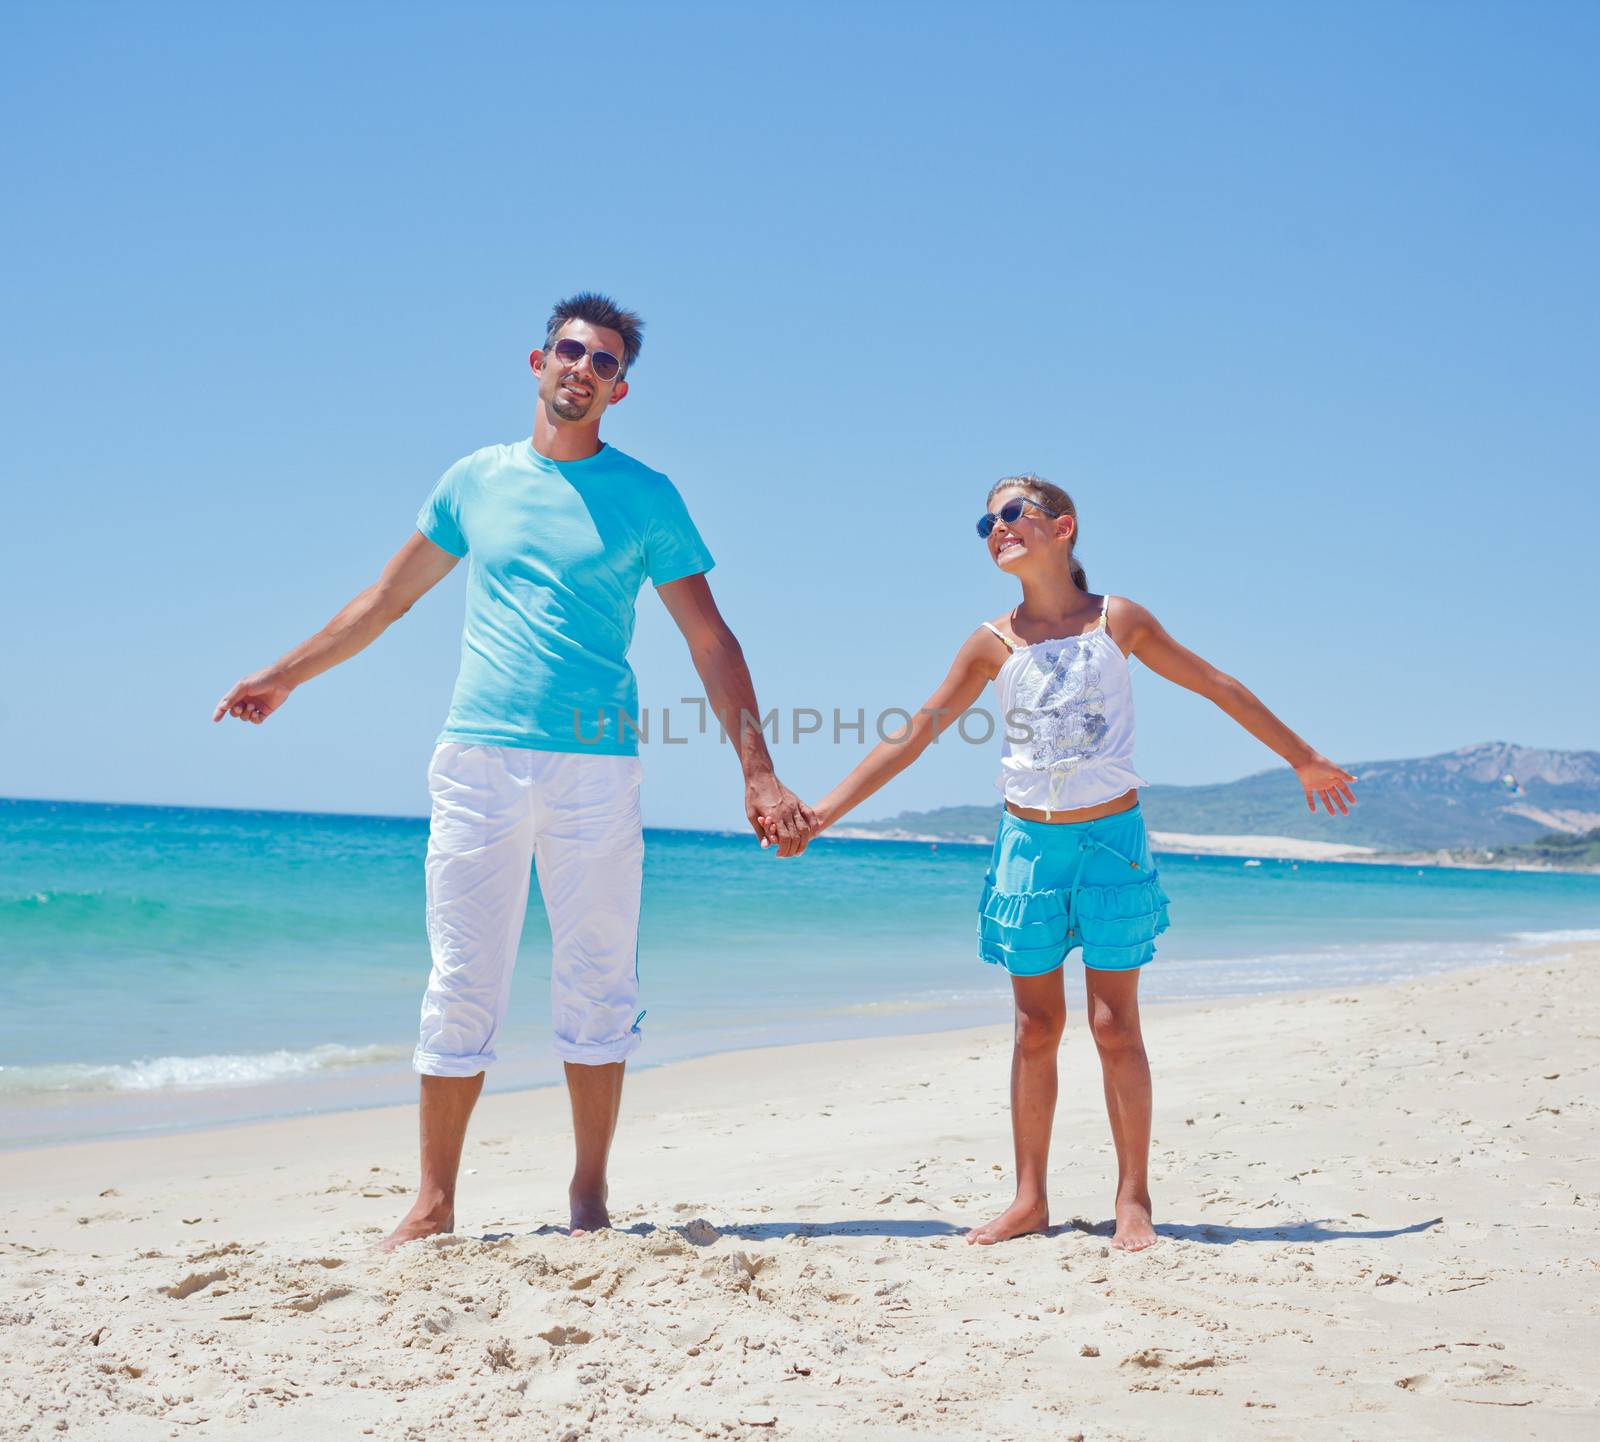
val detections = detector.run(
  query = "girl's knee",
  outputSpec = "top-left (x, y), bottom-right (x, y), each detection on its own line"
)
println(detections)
top-left (1088, 1003), bottom-right (1142, 1054)
top-left (1014, 1004), bottom-right (1066, 1053)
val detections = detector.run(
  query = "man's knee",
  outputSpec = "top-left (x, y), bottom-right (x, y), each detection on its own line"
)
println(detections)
top-left (553, 1025), bottom-right (641, 1066)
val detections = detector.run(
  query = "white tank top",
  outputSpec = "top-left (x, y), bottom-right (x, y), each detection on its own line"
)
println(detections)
top-left (983, 594), bottom-right (1148, 815)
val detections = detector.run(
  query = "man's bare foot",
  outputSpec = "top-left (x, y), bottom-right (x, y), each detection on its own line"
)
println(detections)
top-left (569, 1184), bottom-right (610, 1235)
top-left (1111, 1192), bottom-right (1157, 1252)
top-left (379, 1196), bottom-right (454, 1254)
top-left (966, 1196), bottom-right (1049, 1246)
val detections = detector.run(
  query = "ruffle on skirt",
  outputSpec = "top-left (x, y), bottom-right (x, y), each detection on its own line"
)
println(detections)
top-left (978, 872), bottom-right (1171, 974)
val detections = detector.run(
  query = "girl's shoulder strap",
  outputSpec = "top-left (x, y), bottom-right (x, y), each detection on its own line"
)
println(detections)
top-left (980, 620), bottom-right (1018, 653)
top-left (1097, 593), bottom-right (1112, 631)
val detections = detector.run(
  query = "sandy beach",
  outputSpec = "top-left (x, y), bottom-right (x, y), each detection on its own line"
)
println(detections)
top-left (4, 943), bottom-right (1597, 1441)
top-left (829, 826), bottom-right (1383, 861)
top-left (1147, 831), bottom-right (1377, 861)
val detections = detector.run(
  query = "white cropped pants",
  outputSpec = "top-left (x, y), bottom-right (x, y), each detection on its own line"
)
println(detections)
top-left (412, 742), bottom-right (645, 1074)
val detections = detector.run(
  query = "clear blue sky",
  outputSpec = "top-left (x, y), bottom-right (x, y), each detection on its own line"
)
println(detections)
top-left (3, 1), bottom-right (1596, 829)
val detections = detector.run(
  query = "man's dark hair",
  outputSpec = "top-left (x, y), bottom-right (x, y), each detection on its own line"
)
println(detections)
top-left (545, 292), bottom-right (644, 375)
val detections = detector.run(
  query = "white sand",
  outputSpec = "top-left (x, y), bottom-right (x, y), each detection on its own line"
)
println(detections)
top-left (830, 828), bottom-right (1379, 861)
top-left (4, 944), bottom-right (1597, 1440)
top-left (1147, 831), bottom-right (1377, 860)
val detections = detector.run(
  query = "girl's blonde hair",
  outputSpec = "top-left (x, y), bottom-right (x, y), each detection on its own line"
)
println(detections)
top-left (987, 474), bottom-right (1086, 590)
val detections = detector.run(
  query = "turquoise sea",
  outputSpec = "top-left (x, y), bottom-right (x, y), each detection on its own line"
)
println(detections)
top-left (3, 797), bottom-right (1597, 1148)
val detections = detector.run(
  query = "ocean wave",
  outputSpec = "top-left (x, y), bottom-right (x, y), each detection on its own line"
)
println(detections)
top-left (1, 888), bottom-right (171, 918)
top-left (7, 888), bottom-right (106, 906)
top-left (824, 990), bottom-right (998, 1018)
top-left (1129, 937), bottom-right (1524, 1001)
top-left (1172, 937), bottom-right (1516, 967)
top-left (1508, 928), bottom-right (1600, 944)
top-left (0, 1042), bottom-right (412, 1096)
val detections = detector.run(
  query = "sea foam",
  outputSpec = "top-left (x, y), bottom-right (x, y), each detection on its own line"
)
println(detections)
top-left (1509, 928), bottom-right (1600, 944)
top-left (0, 1042), bottom-right (411, 1096)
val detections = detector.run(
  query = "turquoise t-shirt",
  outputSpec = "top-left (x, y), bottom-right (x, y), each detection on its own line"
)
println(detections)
top-left (416, 439), bottom-right (715, 756)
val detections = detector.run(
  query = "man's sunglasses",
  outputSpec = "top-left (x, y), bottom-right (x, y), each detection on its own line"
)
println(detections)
top-left (551, 337), bottom-right (624, 382)
top-left (976, 496), bottom-right (1061, 539)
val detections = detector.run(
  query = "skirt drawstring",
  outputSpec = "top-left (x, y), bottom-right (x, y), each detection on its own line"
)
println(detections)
top-left (1064, 834), bottom-right (1144, 941)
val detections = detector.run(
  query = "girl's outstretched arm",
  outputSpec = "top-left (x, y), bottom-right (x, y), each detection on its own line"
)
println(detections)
top-left (1116, 599), bottom-right (1357, 816)
top-left (768, 629), bottom-right (1003, 850)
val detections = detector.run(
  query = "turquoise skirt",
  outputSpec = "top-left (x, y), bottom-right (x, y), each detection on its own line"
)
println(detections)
top-left (978, 804), bottom-right (1171, 976)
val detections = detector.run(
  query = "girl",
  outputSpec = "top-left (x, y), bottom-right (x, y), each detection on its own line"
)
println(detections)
top-left (766, 474), bottom-right (1355, 1251)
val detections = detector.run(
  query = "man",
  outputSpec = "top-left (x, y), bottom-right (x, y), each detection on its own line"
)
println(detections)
top-left (213, 293), bottom-right (815, 1247)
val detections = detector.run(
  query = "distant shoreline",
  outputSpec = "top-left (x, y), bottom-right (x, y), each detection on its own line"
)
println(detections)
top-left (7, 795), bottom-right (1596, 875)
top-left (826, 824), bottom-right (1600, 874)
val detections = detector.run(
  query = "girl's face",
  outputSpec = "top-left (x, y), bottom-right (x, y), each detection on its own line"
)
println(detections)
top-left (984, 487), bottom-right (1075, 572)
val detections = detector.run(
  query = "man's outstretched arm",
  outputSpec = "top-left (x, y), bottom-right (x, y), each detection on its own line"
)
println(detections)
top-left (655, 573), bottom-right (817, 856)
top-left (212, 532), bottom-right (461, 725)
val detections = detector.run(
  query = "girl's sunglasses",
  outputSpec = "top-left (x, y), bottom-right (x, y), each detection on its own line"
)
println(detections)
top-left (551, 337), bottom-right (623, 382)
top-left (976, 496), bottom-right (1060, 539)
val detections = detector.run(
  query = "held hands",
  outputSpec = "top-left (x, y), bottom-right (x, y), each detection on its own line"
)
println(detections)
top-left (212, 669), bottom-right (294, 726)
top-left (745, 773), bottom-right (820, 858)
top-left (1295, 753), bottom-right (1358, 816)
top-left (753, 804), bottom-right (824, 857)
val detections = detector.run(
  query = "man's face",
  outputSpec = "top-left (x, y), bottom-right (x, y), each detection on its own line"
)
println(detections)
top-left (531, 320), bottom-right (630, 423)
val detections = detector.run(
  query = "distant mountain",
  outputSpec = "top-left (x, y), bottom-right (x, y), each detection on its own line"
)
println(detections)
top-left (833, 804), bottom-right (997, 845)
top-left (836, 743), bottom-right (1600, 853)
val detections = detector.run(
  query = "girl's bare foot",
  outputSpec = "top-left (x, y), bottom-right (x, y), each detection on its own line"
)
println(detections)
top-left (966, 1195), bottom-right (1049, 1245)
top-left (379, 1195), bottom-right (454, 1254)
top-left (569, 1183), bottom-right (611, 1234)
top-left (1111, 1191), bottom-right (1157, 1251)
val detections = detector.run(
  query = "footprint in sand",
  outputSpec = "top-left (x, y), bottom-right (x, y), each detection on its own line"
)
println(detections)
top-left (417, 1306), bottom-right (454, 1337)
top-left (187, 1241), bottom-right (248, 1263)
top-left (1122, 1349), bottom-right (1226, 1372)
top-left (159, 1269), bottom-right (228, 1300)
top-left (1396, 1360), bottom-right (1521, 1395)
top-left (702, 1251), bottom-right (764, 1293)
top-left (282, 1285), bottom-right (352, 1313)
